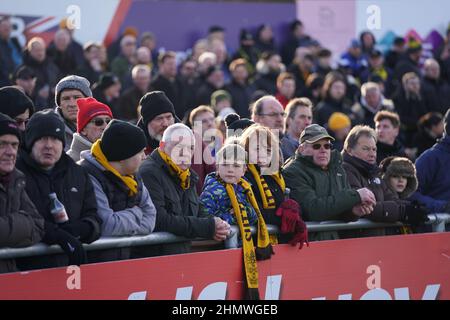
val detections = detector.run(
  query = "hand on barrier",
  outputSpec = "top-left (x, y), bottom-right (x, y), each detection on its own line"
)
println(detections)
top-left (213, 217), bottom-right (231, 241)
top-left (352, 203), bottom-right (374, 217)
top-left (55, 229), bottom-right (87, 266)
top-left (357, 188), bottom-right (376, 206)
top-left (401, 201), bottom-right (430, 227)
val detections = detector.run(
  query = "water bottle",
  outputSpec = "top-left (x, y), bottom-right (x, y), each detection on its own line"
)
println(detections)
top-left (49, 193), bottom-right (69, 224)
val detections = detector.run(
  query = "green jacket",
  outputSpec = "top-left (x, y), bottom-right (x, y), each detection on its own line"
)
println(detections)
top-left (282, 150), bottom-right (361, 222)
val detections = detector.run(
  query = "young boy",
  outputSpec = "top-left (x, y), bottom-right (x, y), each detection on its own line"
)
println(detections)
top-left (380, 156), bottom-right (418, 199)
top-left (200, 142), bottom-right (257, 225)
top-left (200, 142), bottom-right (274, 300)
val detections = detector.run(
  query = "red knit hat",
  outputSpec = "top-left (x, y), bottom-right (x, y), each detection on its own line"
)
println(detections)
top-left (76, 97), bottom-right (113, 133)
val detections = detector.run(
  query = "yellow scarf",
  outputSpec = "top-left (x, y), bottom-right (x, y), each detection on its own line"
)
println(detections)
top-left (158, 149), bottom-right (191, 190)
top-left (247, 164), bottom-right (286, 209)
top-left (91, 140), bottom-right (138, 196)
top-left (225, 178), bottom-right (274, 300)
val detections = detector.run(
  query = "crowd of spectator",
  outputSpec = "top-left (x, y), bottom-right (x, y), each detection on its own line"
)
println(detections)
top-left (0, 14), bottom-right (449, 294)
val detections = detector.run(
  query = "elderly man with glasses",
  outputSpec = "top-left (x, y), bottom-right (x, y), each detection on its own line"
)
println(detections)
top-left (282, 124), bottom-right (376, 240)
top-left (67, 97), bottom-right (113, 161)
top-left (251, 95), bottom-right (286, 135)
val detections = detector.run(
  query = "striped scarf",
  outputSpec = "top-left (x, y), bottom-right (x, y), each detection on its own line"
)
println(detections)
top-left (247, 164), bottom-right (286, 209)
top-left (224, 177), bottom-right (274, 300)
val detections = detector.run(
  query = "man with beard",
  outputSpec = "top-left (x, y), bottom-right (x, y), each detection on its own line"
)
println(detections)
top-left (137, 91), bottom-right (177, 154)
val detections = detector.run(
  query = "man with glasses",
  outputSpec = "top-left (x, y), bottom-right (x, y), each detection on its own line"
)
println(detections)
top-left (54, 75), bottom-right (93, 151)
top-left (251, 95), bottom-right (286, 135)
top-left (283, 124), bottom-right (376, 239)
top-left (0, 113), bottom-right (44, 274)
top-left (0, 86), bottom-right (34, 133)
top-left (67, 97), bottom-right (113, 161)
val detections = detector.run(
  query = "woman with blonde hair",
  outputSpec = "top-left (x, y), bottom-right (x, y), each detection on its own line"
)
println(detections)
top-left (240, 124), bottom-right (308, 248)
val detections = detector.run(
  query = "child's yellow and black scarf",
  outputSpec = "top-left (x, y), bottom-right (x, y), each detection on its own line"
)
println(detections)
top-left (223, 177), bottom-right (274, 300)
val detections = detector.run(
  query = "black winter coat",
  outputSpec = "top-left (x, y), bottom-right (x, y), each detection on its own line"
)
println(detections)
top-left (138, 149), bottom-right (215, 255)
top-left (0, 169), bottom-right (45, 274)
top-left (16, 152), bottom-right (101, 245)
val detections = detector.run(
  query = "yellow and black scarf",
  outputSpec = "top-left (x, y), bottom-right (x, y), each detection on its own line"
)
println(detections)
top-left (158, 148), bottom-right (191, 190)
top-left (224, 177), bottom-right (274, 300)
top-left (91, 141), bottom-right (139, 196)
top-left (247, 164), bottom-right (286, 209)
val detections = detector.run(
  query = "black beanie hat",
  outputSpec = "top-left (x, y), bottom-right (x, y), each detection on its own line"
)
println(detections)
top-left (0, 86), bottom-right (34, 118)
top-left (225, 113), bottom-right (254, 137)
top-left (444, 108), bottom-right (450, 136)
top-left (0, 113), bottom-right (21, 141)
top-left (100, 119), bottom-right (147, 161)
top-left (139, 91), bottom-right (177, 126)
top-left (25, 110), bottom-right (66, 150)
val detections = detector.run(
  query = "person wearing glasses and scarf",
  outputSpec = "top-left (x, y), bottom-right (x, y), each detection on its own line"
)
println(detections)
top-left (283, 124), bottom-right (377, 240)
top-left (67, 97), bottom-right (113, 161)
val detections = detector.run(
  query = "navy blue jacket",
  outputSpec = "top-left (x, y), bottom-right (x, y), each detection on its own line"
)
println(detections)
top-left (411, 135), bottom-right (450, 212)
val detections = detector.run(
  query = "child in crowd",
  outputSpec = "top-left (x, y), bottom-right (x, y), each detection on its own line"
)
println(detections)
top-left (200, 142), bottom-right (257, 226)
top-left (380, 156), bottom-right (418, 200)
top-left (200, 141), bottom-right (274, 300)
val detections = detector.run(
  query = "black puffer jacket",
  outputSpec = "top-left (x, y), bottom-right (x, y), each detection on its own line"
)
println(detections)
top-left (16, 152), bottom-right (101, 245)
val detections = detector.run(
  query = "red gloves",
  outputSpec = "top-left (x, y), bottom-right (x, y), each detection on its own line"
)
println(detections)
top-left (276, 199), bottom-right (309, 250)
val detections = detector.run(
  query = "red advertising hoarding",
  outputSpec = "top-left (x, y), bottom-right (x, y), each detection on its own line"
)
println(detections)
top-left (0, 233), bottom-right (448, 300)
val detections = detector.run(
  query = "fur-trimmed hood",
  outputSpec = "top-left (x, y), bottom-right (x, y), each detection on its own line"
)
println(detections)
top-left (380, 157), bottom-right (417, 199)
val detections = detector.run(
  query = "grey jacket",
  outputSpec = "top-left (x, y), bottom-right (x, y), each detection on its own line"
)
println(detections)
top-left (80, 151), bottom-right (156, 237)
top-left (67, 133), bottom-right (92, 162)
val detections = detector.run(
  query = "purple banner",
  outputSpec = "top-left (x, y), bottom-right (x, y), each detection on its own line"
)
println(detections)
top-left (119, 0), bottom-right (296, 52)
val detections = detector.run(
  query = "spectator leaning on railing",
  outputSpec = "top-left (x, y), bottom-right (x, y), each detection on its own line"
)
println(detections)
top-left (341, 125), bottom-right (429, 230)
top-left (283, 124), bottom-right (376, 240)
top-left (0, 113), bottom-right (44, 274)
top-left (15, 110), bottom-right (101, 270)
top-left (138, 123), bottom-right (230, 257)
top-left (79, 119), bottom-right (156, 262)
top-left (411, 108), bottom-right (450, 218)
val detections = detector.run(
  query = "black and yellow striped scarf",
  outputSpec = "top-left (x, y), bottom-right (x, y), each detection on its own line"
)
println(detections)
top-left (224, 177), bottom-right (274, 300)
top-left (91, 140), bottom-right (139, 196)
top-left (247, 164), bottom-right (286, 209)
top-left (158, 148), bottom-right (191, 190)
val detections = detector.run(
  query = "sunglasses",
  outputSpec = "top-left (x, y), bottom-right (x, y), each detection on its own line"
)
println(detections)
top-left (90, 118), bottom-right (111, 127)
top-left (312, 143), bottom-right (332, 150)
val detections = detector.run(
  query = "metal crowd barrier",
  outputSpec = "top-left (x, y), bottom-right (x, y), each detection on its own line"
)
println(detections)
top-left (0, 214), bottom-right (449, 260)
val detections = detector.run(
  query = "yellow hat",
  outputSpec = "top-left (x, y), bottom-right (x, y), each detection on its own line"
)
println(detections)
top-left (328, 112), bottom-right (351, 131)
